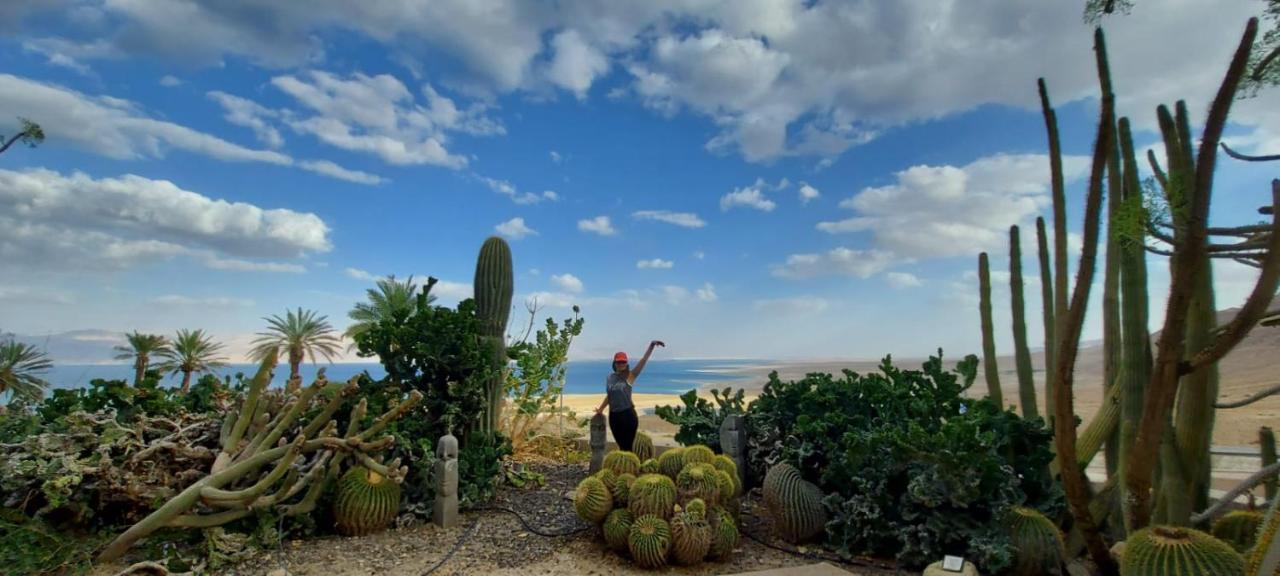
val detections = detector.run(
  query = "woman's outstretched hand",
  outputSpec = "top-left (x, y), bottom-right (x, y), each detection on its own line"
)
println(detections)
top-left (650, 340), bottom-right (665, 349)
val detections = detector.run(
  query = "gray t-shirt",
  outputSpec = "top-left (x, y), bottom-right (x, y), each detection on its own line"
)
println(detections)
top-left (606, 372), bottom-right (633, 412)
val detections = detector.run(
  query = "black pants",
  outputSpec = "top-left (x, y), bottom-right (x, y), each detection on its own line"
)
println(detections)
top-left (609, 407), bottom-right (639, 453)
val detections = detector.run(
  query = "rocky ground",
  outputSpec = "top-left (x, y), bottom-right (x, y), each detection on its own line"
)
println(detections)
top-left (188, 463), bottom-right (901, 576)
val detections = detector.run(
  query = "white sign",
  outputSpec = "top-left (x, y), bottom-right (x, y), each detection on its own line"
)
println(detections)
top-left (942, 556), bottom-right (966, 572)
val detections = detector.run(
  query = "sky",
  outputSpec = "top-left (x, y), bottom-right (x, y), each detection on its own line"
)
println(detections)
top-left (0, 0), bottom-right (1277, 363)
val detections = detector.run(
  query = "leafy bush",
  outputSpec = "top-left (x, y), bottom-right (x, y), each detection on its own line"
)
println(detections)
top-left (502, 308), bottom-right (585, 455)
top-left (654, 387), bottom-right (746, 452)
top-left (745, 351), bottom-right (1062, 573)
top-left (35, 373), bottom-right (238, 427)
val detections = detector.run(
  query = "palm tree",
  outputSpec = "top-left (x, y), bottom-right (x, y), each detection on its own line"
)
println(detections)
top-left (155, 329), bottom-right (228, 394)
top-left (345, 275), bottom-right (434, 345)
top-left (113, 331), bottom-right (170, 385)
top-left (250, 308), bottom-right (342, 389)
top-left (0, 336), bottom-right (53, 404)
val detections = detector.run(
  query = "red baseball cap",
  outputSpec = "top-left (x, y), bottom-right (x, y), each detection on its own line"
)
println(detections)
top-left (613, 351), bottom-right (629, 363)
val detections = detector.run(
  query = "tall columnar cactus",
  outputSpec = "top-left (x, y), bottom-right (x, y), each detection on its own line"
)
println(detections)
top-left (1102, 124), bottom-right (1125, 484)
top-left (977, 252), bottom-right (1004, 407)
top-left (1211, 510), bottom-right (1263, 553)
top-left (1009, 226), bottom-right (1038, 420)
top-left (334, 465), bottom-right (403, 536)
top-left (1007, 506), bottom-right (1066, 576)
top-left (762, 463), bottom-right (827, 544)
top-left (475, 236), bottom-right (514, 433)
top-left (630, 473), bottom-right (677, 520)
top-left (1035, 217), bottom-right (1057, 422)
top-left (98, 352), bottom-right (419, 561)
top-left (1122, 526), bottom-right (1245, 576)
top-left (1247, 495), bottom-right (1280, 576)
top-left (628, 514), bottom-right (672, 569)
top-left (603, 508), bottom-right (634, 553)
top-left (1262, 427), bottom-right (1277, 501)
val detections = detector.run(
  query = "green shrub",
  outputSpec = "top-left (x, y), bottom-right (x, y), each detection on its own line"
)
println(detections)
top-left (655, 387), bottom-right (745, 452)
top-left (745, 351), bottom-right (1062, 573)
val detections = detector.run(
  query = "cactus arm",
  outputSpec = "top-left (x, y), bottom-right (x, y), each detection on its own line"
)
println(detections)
top-left (1263, 427), bottom-right (1278, 501)
top-left (1035, 217), bottom-right (1057, 421)
top-left (977, 252), bottom-right (1004, 407)
top-left (1102, 125), bottom-right (1124, 481)
top-left (98, 478), bottom-right (211, 561)
top-left (1051, 27), bottom-right (1117, 576)
top-left (219, 407), bottom-right (238, 448)
top-left (353, 451), bottom-right (394, 478)
top-left (1009, 226), bottom-right (1039, 420)
top-left (168, 509), bottom-right (252, 528)
top-left (226, 352), bottom-right (275, 452)
top-left (1075, 382), bottom-right (1122, 471)
top-left (246, 380), bottom-right (324, 459)
top-left (1246, 490), bottom-right (1280, 576)
top-left (357, 391), bottom-right (423, 441)
top-left (301, 379), bottom-right (359, 439)
top-left (201, 436), bottom-right (305, 504)
top-left (1188, 460), bottom-right (1280, 526)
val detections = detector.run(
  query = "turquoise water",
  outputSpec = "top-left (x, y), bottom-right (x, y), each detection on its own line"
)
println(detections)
top-left (38, 359), bottom-right (767, 396)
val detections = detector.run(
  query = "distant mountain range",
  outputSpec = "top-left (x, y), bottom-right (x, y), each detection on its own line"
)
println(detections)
top-left (9, 329), bottom-right (130, 364)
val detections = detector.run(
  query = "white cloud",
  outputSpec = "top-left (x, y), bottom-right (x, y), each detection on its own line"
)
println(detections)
top-left (430, 280), bottom-right (473, 302)
top-left (159, 75), bottom-right (182, 87)
top-left (720, 180), bottom-right (777, 212)
top-left (632, 210), bottom-right (707, 228)
top-left (752, 296), bottom-right (830, 315)
top-left (203, 256), bottom-right (307, 273)
top-left (479, 175), bottom-right (558, 204)
top-left (495, 217), bottom-right (537, 239)
top-left (272, 71), bottom-right (502, 168)
top-left (696, 282), bottom-right (718, 302)
top-left (637, 258), bottom-right (674, 270)
top-left (551, 273), bottom-right (584, 294)
top-left (549, 150), bottom-right (563, 163)
top-left (771, 247), bottom-right (895, 279)
top-left (152, 294), bottom-right (254, 307)
top-left (661, 285), bottom-right (690, 305)
top-left (297, 160), bottom-right (385, 185)
top-left (207, 90), bottom-right (284, 148)
top-left (821, 153), bottom-right (1091, 260)
top-left (545, 29), bottom-right (609, 99)
top-left (798, 183), bottom-right (820, 205)
top-left (0, 285), bottom-right (73, 305)
top-left (693, 251), bottom-right (706, 260)
top-left (578, 216), bottom-right (616, 236)
top-left (886, 272), bottom-right (923, 289)
top-left (345, 267), bottom-right (377, 281)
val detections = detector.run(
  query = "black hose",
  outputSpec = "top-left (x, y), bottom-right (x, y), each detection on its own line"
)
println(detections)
top-left (421, 515), bottom-right (481, 575)
top-left (472, 505), bottom-right (591, 537)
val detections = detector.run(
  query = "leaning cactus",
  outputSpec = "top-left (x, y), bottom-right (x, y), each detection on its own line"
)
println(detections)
top-left (762, 463), bottom-right (826, 544)
top-left (334, 465), bottom-right (402, 536)
top-left (977, 252), bottom-right (1004, 407)
top-left (574, 476), bottom-right (613, 524)
top-left (1212, 510), bottom-right (1263, 554)
top-left (658, 448), bottom-right (685, 480)
top-left (1007, 506), bottom-right (1065, 576)
top-left (676, 463), bottom-right (720, 505)
top-left (475, 236), bottom-right (514, 433)
top-left (682, 445), bottom-right (715, 466)
top-left (1122, 526), bottom-right (1244, 576)
top-left (604, 450), bottom-right (642, 477)
top-left (670, 506), bottom-right (713, 565)
top-left (628, 514), bottom-right (672, 569)
top-left (98, 351), bottom-right (420, 562)
top-left (633, 432), bottom-right (655, 461)
top-left (603, 508), bottom-right (634, 553)
top-left (629, 473), bottom-right (677, 520)
top-left (1008, 226), bottom-right (1039, 420)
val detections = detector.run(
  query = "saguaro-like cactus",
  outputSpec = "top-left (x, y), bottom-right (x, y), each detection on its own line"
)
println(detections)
top-left (1035, 217), bottom-right (1057, 422)
top-left (978, 252), bottom-right (1004, 407)
top-left (1009, 226), bottom-right (1038, 420)
top-left (1262, 427), bottom-right (1277, 501)
top-left (99, 351), bottom-right (420, 561)
top-left (475, 236), bottom-right (514, 432)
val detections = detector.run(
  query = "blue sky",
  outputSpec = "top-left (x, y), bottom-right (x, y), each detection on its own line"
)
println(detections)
top-left (0, 0), bottom-right (1276, 362)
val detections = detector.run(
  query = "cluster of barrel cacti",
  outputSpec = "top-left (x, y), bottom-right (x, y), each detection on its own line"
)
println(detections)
top-left (574, 444), bottom-right (741, 568)
top-left (971, 17), bottom-right (1280, 575)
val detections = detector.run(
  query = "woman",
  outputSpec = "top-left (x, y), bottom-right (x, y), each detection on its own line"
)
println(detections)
top-left (595, 339), bottom-right (664, 452)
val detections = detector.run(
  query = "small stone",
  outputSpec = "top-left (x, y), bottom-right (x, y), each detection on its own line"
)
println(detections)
top-left (1065, 560), bottom-right (1093, 576)
top-left (266, 570), bottom-right (288, 576)
top-left (922, 560), bottom-right (981, 576)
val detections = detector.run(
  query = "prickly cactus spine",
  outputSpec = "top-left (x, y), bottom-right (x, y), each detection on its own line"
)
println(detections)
top-left (474, 236), bottom-right (514, 432)
top-left (1122, 526), bottom-right (1244, 576)
top-left (715, 469), bottom-right (736, 505)
top-left (682, 445), bottom-right (714, 466)
top-left (629, 473), bottom-right (677, 520)
top-left (603, 508), bottom-right (634, 553)
top-left (658, 448), bottom-right (685, 480)
top-left (1009, 226), bottom-right (1039, 420)
top-left (685, 498), bottom-right (707, 521)
top-left (762, 463), bottom-right (827, 544)
top-left (1212, 510), bottom-right (1263, 554)
top-left (633, 432), bottom-right (655, 461)
top-left (671, 507), bottom-right (712, 565)
top-left (677, 463), bottom-right (720, 505)
top-left (333, 466), bottom-right (402, 536)
top-left (1246, 496), bottom-right (1280, 576)
top-left (713, 454), bottom-right (740, 497)
top-left (707, 505), bottom-right (739, 560)
top-left (628, 514), bottom-right (672, 569)
top-left (604, 450), bottom-right (641, 477)
top-left (640, 458), bottom-right (659, 475)
top-left (1007, 506), bottom-right (1065, 576)
top-left (574, 476), bottom-right (613, 524)
top-left (978, 251), bottom-right (1004, 407)
top-left (611, 473), bottom-right (635, 507)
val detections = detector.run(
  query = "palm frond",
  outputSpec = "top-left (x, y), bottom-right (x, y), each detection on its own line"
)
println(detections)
top-left (0, 339), bottom-right (52, 403)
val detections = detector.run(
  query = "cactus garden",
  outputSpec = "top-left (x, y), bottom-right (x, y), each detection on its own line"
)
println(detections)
top-left (3, 1), bottom-right (1280, 576)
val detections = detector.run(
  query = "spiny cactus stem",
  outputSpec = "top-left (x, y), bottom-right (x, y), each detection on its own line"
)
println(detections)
top-left (1189, 460), bottom-right (1280, 525)
top-left (219, 408), bottom-right (238, 448)
top-left (1073, 381), bottom-right (1121, 471)
top-left (301, 379), bottom-right (360, 439)
top-left (168, 509), bottom-right (252, 529)
top-left (353, 451), bottom-right (395, 479)
top-left (347, 398), bottom-right (368, 438)
top-left (242, 380), bottom-right (324, 463)
top-left (201, 436), bottom-right (306, 505)
top-left (978, 252), bottom-right (1004, 406)
top-left (358, 391), bottom-right (423, 441)
top-left (225, 351), bottom-right (277, 456)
